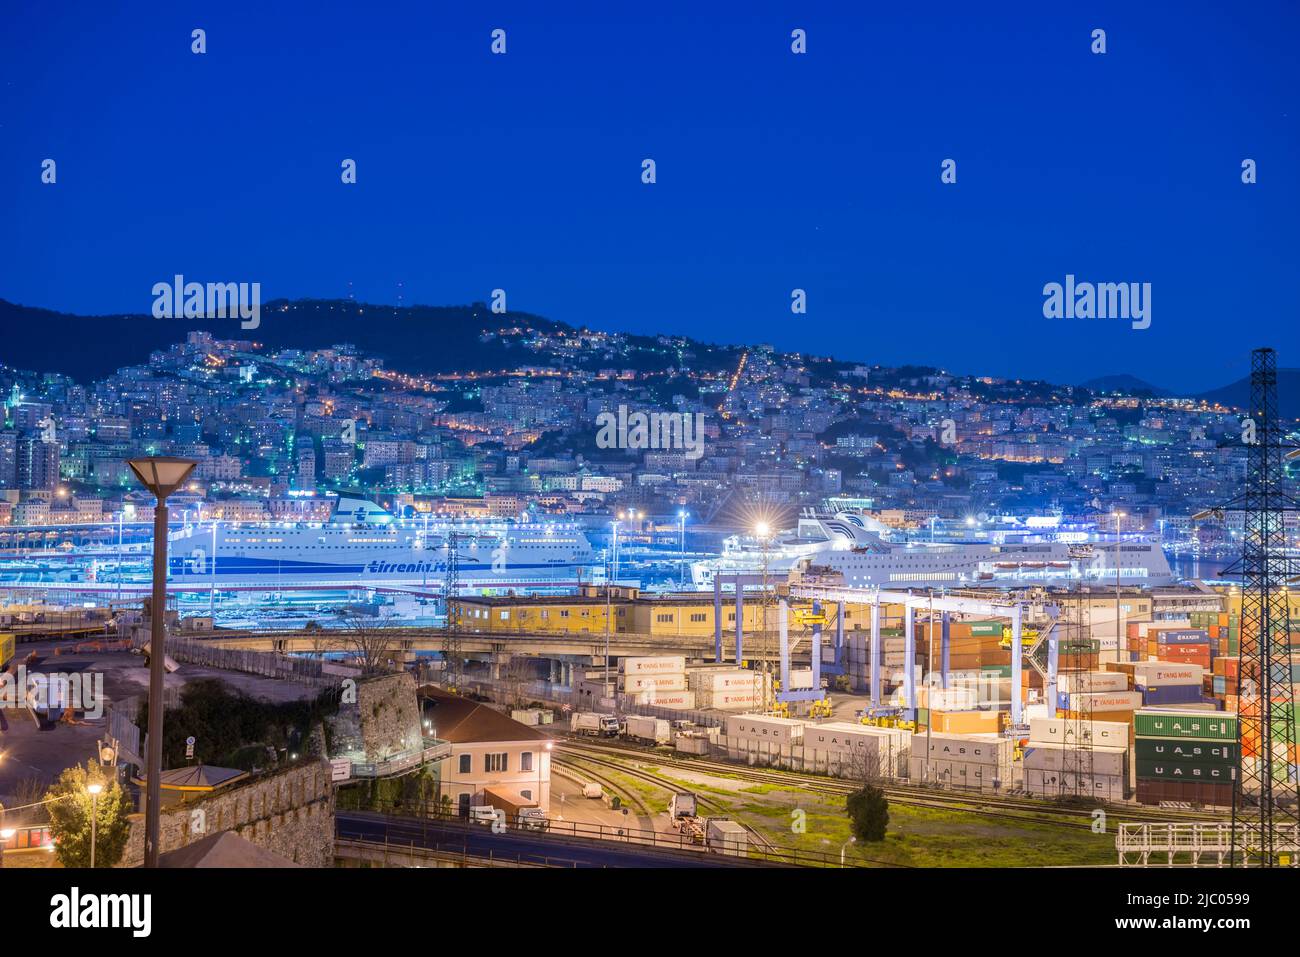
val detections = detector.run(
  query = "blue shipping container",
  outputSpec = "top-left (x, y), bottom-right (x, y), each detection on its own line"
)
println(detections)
top-left (1140, 684), bottom-right (1204, 705)
top-left (1156, 630), bottom-right (1211, 645)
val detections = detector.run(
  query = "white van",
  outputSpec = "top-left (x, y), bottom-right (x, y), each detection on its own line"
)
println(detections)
top-left (468, 805), bottom-right (500, 826)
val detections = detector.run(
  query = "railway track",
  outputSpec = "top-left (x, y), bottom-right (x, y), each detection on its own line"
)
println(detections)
top-left (558, 748), bottom-right (780, 853)
top-left (552, 754), bottom-right (656, 820)
top-left (558, 738), bottom-right (1230, 833)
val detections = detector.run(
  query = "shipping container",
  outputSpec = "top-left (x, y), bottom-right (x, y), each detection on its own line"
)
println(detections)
top-left (1023, 742), bottom-right (1128, 777)
top-left (1134, 778), bottom-right (1233, 807)
top-left (927, 709), bottom-right (1002, 734)
top-left (909, 756), bottom-right (1010, 789)
top-left (1135, 759), bottom-right (1237, 781)
top-left (1068, 691), bottom-right (1143, 712)
top-left (674, 733), bottom-right (710, 754)
top-left (641, 689), bottom-right (697, 709)
top-left (1130, 662), bottom-right (1205, 686)
top-left (725, 714), bottom-right (806, 744)
top-left (1134, 709), bottom-right (1237, 741)
top-left (705, 819), bottom-right (748, 857)
top-left (696, 689), bottom-right (765, 710)
top-left (1029, 717), bottom-right (1130, 747)
top-left (624, 715), bottom-right (671, 745)
top-left (1056, 671), bottom-right (1130, 695)
top-left (1134, 739), bottom-right (1237, 765)
top-left (1155, 630), bottom-right (1212, 645)
top-left (687, 670), bottom-right (764, 692)
top-left (620, 656), bottom-right (687, 676)
top-left (1023, 768), bottom-right (1126, 800)
top-left (919, 732), bottom-right (1013, 767)
top-left (620, 673), bottom-right (688, 693)
top-left (1139, 684), bottom-right (1205, 706)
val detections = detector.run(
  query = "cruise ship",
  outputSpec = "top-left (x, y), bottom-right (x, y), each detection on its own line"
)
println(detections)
top-left (166, 497), bottom-right (596, 590)
top-left (692, 511), bottom-right (1175, 590)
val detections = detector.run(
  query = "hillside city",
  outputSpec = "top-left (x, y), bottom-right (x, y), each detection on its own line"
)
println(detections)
top-left (0, 302), bottom-right (1271, 551)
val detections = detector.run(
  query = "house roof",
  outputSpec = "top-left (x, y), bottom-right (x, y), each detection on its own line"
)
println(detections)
top-left (159, 830), bottom-right (301, 868)
top-left (132, 765), bottom-right (249, 791)
top-left (419, 689), bottom-right (552, 744)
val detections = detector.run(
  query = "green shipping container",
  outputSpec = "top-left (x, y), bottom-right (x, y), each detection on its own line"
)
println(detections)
top-left (968, 621), bottom-right (1003, 637)
top-left (1134, 709), bottom-right (1237, 741)
top-left (1135, 759), bottom-right (1237, 782)
top-left (981, 665), bottom-right (1012, 677)
top-left (1135, 738), bottom-right (1238, 766)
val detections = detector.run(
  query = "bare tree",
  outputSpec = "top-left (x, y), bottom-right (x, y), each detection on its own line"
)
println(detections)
top-left (499, 655), bottom-right (535, 709)
top-left (335, 611), bottom-right (401, 675)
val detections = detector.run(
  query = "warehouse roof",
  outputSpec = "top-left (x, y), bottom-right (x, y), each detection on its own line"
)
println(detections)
top-left (419, 688), bottom-right (552, 744)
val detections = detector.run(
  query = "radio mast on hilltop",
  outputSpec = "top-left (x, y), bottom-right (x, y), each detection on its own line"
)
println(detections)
top-left (1195, 347), bottom-right (1300, 865)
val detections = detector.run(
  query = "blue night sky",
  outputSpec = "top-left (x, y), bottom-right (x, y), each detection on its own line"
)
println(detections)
top-left (2, 1), bottom-right (1297, 391)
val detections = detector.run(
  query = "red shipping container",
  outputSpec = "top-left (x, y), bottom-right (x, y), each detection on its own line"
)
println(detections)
top-left (1135, 779), bottom-right (1233, 807)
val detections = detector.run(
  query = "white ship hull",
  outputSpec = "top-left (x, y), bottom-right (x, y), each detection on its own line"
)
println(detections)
top-left (166, 498), bottom-right (594, 591)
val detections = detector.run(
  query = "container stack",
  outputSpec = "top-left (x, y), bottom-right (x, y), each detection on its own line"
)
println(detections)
top-left (620, 656), bottom-right (697, 709)
top-left (1205, 657), bottom-right (1239, 706)
top-left (1189, 610), bottom-right (1241, 664)
top-left (800, 722), bottom-right (911, 778)
top-left (1054, 670), bottom-right (1130, 712)
top-left (907, 731), bottom-right (1014, 791)
top-left (687, 668), bottom-right (770, 711)
top-left (723, 714), bottom-right (805, 765)
top-left (1134, 708), bottom-right (1237, 806)
top-left (1123, 620), bottom-right (1190, 662)
top-left (1240, 701), bottom-right (1299, 787)
top-left (1022, 717), bottom-right (1130, 800)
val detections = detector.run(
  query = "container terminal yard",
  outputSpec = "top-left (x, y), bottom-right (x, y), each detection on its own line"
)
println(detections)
top-left (0, 571), bottom-right (1266, 869)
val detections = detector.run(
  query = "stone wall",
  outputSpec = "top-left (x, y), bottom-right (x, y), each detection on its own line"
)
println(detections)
top-left (356, 672), bottom-right (422, 762)
top-left (122, 760), bottom-right (336, 868)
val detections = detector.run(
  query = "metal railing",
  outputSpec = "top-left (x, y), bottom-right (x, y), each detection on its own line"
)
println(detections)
top-left (1117, 821), bottom-right (1300, 867)
top-left (335, 837), bottom-right (571, 869)
top-left (347, 739), bottom-right (452, 778)
top-left (339, 799), bottom-right (883, 868)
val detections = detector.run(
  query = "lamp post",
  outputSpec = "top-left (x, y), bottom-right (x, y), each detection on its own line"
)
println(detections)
top-left (606, 522), bottom-right (620, 700)
top-left (87, 782), bottom-right (103, 868)
top-left (128, 455), bottom-right (196, 869)
top-left (678, 510), bottom-right (688, 588)
top-left (841, 835), bottom-right (857, 867)
top-left (1113, 511), bottom-right (1126, 655)
top-left (755, 521), bottom-right (771, 712)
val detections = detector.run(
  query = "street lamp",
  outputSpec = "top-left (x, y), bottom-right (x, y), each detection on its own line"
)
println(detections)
top-left (128, 455), bottom-right (196, 868)
top-left (678, 510), bottom-right (688, 588)
top-left (755, 521), bottom-right (772, 711)
top-left (841, 835), bottom-right (857, 867)
top-left (87, 783), bottom-right (103, 868)
top-left (1112, 511), bottom-right (1126, 655)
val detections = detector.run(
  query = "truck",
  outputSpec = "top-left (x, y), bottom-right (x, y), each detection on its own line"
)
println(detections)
top-left (571, 712), bottom-right (620, 737)
top-left (483, 786), bottom-right (548, 830)
top-left (623, 715), bottom-right (671, 745)
top-left (668, 791), bottom-right (704, 844)
top-left (0, 632), bottom-right (14, 670)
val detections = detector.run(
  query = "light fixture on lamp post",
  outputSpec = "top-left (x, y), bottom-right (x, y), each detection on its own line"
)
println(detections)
top-left (127, 455), bottom-right (196, 869)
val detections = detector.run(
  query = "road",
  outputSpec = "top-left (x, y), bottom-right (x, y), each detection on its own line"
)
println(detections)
top-left (336, 811), bottom-right (767, 868)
